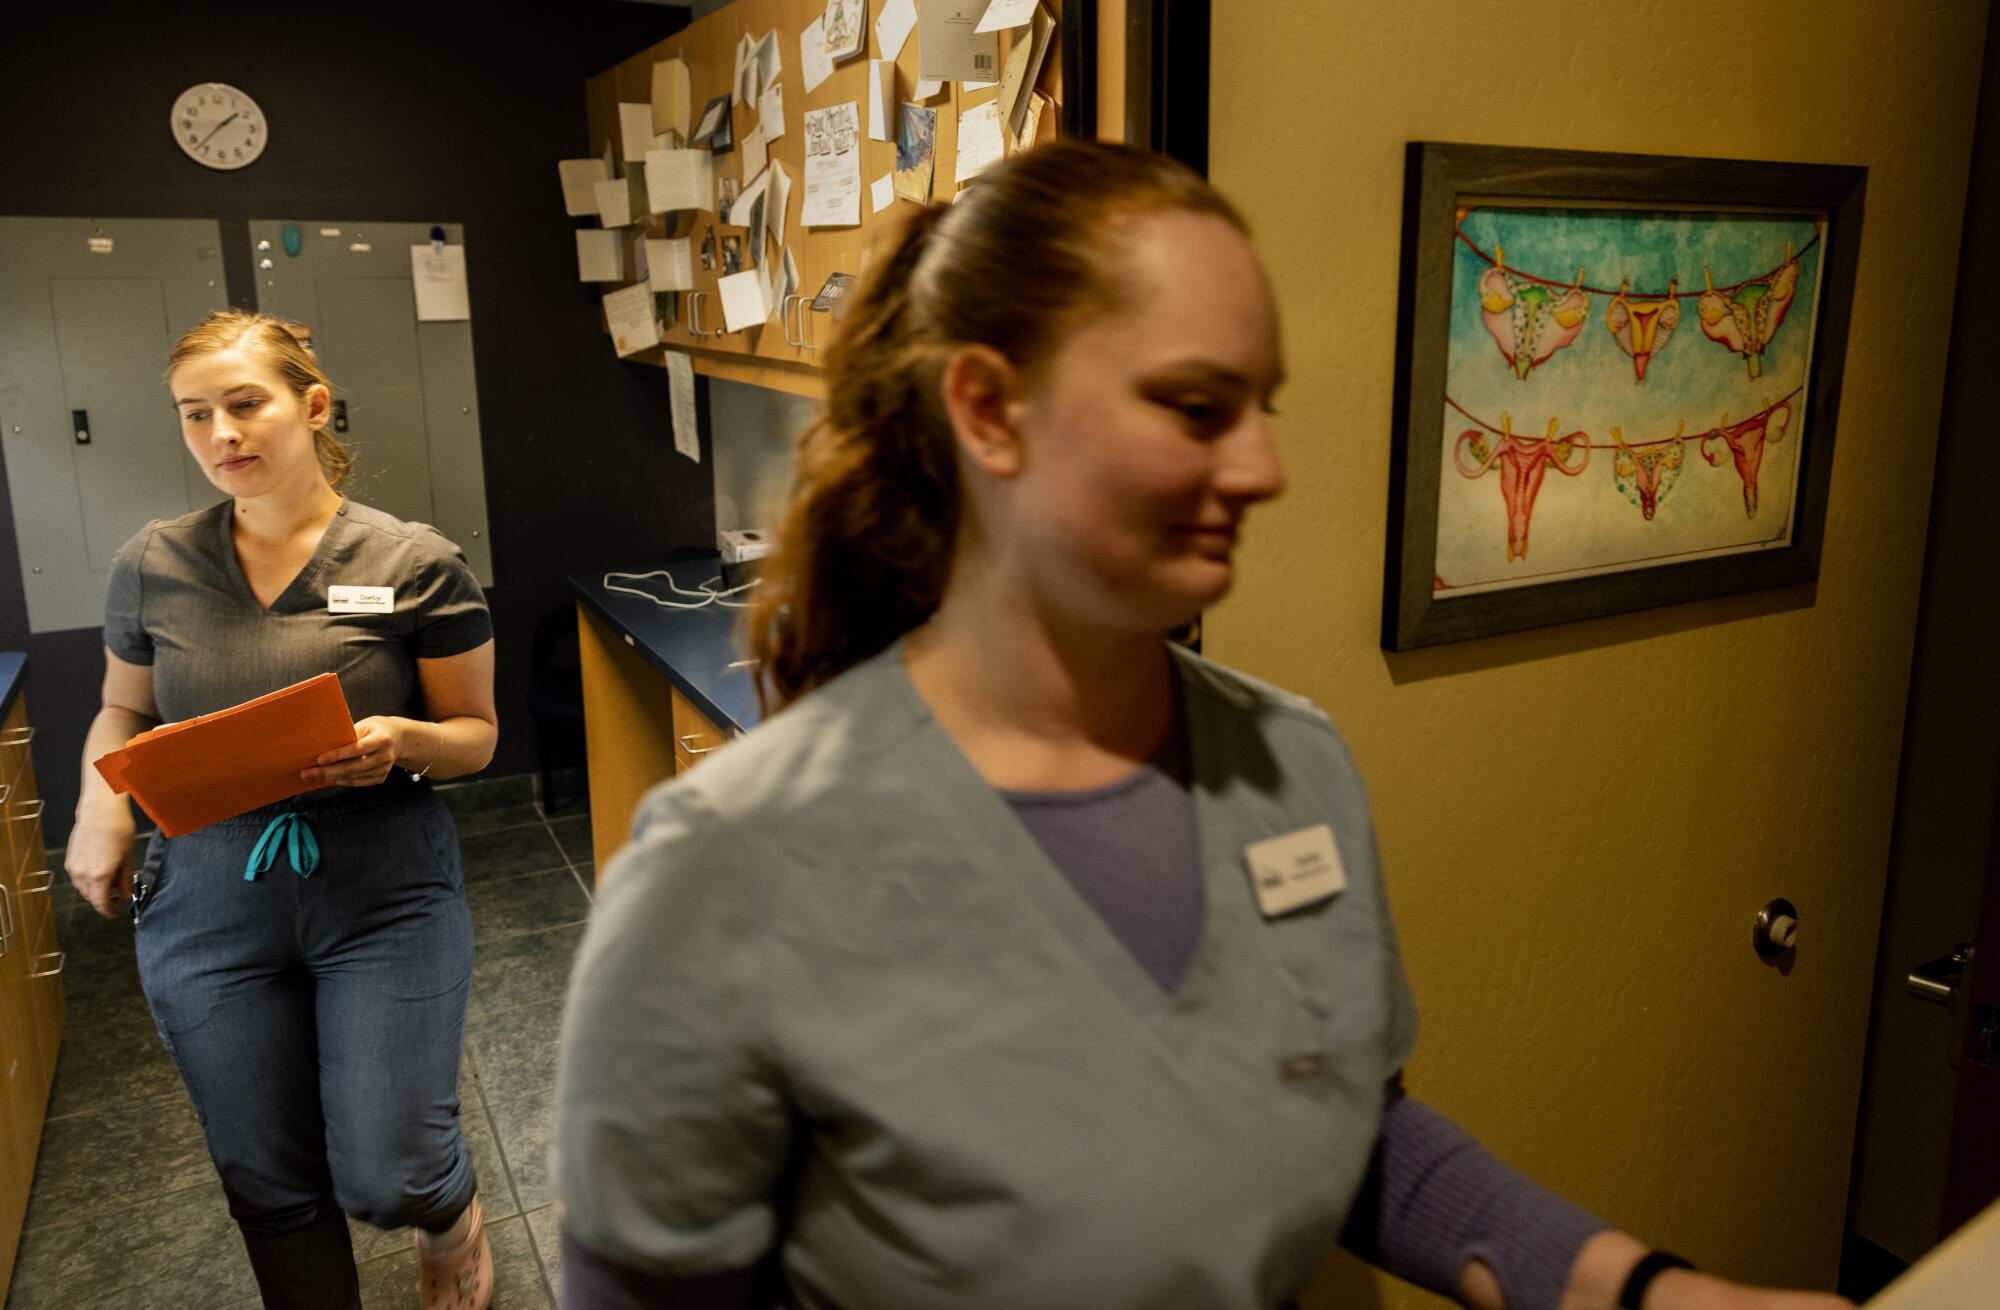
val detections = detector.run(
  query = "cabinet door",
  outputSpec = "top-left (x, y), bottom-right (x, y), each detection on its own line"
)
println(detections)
top-left (0, 845), bottom-right (34, 1293)
top-left (669, 686), bottom-right (727, 773)
top-left (5, 757), bottom-right (57, 1106)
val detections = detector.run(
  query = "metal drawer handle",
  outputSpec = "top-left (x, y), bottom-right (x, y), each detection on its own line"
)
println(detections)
top-left (11, 798), bottom-right (44, 822)
top-left (21, 868), bottom-right (53, 895)
top-left (677, 733), bottom-right (716, 757)
top-left (0, 784), bottom-right (11, 805)
top-left (0, 726), bottom-right (32, 746)
top-left (29, 950), bottom-right (65, 979)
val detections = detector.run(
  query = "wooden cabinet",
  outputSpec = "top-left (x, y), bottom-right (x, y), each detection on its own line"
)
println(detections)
top-left (576, 605), bottom-right (737, 882)
top-left (0, 692), bottom-right (64, 1295)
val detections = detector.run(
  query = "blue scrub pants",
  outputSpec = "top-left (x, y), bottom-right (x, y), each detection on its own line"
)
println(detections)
top-left (134, 783), bottom-right (477, 1310)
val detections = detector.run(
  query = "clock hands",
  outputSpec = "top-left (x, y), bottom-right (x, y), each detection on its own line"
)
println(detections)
top-left (197, 112), bottom-right (241, 148)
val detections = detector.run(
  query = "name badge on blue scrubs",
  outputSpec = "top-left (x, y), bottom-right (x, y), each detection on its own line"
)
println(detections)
top-left (328, 585), bottom-right (394, 614)
top-left (1244, 824), bottom-right (1347, 918)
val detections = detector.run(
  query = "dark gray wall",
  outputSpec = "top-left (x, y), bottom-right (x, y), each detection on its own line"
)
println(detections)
top-left (0, 4), bottom-right (714, 845)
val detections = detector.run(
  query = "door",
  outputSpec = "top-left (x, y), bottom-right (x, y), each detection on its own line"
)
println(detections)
top-left (0, 218), bottom-right (229, 633)
top-left (1844, 4), bottom-right (2000, 1271)
top-left (246, 221), bottom-right (494, 585)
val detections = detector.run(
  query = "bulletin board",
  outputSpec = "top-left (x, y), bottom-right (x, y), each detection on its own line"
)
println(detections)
top-left (582, 0), bottom-right (1066, 399)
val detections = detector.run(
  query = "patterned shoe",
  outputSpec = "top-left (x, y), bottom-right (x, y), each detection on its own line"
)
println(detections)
top-left (416, 1194), bottom-right (493, 1310)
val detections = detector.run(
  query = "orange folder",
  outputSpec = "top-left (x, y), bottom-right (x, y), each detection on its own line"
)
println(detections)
top-left (94, 673), bottom-right (359, 837)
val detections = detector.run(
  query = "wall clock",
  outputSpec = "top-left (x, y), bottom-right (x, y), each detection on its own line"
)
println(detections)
top-left (171, 83), bottom-right (267, 170)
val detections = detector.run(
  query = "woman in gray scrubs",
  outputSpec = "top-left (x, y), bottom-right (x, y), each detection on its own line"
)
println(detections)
top-left (64, 311), bottom-right (501, 1310)
top-left (554, 144), bottom-right (1850, 1310)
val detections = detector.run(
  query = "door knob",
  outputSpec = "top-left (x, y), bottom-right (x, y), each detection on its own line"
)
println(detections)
top-left (1753, 898), bottom-right (1800, 959)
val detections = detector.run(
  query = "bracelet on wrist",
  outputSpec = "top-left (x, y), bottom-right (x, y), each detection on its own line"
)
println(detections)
top-left (407, 723), bottom-right (444, 781)
top-left (1618, 1251), bottom-right (1695, 1309)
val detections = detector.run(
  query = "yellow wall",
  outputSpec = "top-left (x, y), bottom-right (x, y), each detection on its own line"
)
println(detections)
top-left (1206, 1), bottom-right (1990, 1303)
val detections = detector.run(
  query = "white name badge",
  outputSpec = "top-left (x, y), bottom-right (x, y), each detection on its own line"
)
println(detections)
top-left (1244, 823), bottom-right (1348, 918)
top-left (327, 584), bottom-right (395, 615)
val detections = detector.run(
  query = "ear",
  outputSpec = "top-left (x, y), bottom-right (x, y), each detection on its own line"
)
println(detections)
top-left (941, 345), bottom-right (1025, 479)
top-left (303, 383), bottom-right (332, 430)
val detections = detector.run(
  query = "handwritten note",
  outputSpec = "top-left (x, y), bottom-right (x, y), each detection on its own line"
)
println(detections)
top-left (667, 351), bottom-right (699, 462)
top-left (410, 244), bottom-right (470, 321)
top-left (800, 16), bottom-right (835, 94)
top-left (602, 283), bottom-right (660, 356)
top-left (803, 103), bottom-right (861, 228)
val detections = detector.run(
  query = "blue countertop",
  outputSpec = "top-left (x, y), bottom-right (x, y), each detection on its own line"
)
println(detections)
top-left (568, 558), bottom-right (761, 736)
top-left (0, 653), bottom-right (25, 723)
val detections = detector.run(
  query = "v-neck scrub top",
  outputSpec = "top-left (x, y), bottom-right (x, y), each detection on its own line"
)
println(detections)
top-left (555, 641), bottom-right (1421, 1309)
top-left (103, 499), bottom-right (492, 726)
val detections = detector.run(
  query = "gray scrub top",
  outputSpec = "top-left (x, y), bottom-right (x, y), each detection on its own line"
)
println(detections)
top-left (103, 498), bottom-right (492, 725)
top-left (556, 640), bottom-right (1420, 1310)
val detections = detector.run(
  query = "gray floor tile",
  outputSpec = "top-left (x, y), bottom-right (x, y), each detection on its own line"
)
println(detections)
top-left (45, 986), bottom-right (184, 1119)
top-left (574, 863), bottom-right (595, 898)
top-left (523, 1206), bottom-right (563, 1300)
top-left (466, 868), bottom-right (590, 945)
top-left (439, 774), bottom-right (535, 819)
top-left (457, 825), bottom-right (568, 885)
top-left (465, 997), bottom-right (564, 1107)
top-left (24, 1093), bottom-right (214, 1232)
top-left (452, 800), bottom-right (548, 840)
top-left (357, 1213), bottom-right (549, 1309)
top-left (467, 925), bottom-right (584, 1022)
top-left (346, 1105), bottom-right (520, 1264)
top-left (3, 1182), bottom-right (256, 1309)
top-left (487, 1089), bottom-right (555, 1213)
top-left (546, 816), bottom-right (592, 868)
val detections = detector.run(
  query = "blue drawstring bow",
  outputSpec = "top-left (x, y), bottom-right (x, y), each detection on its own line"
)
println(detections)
top-left (244, 811), bottom-right (321, 881)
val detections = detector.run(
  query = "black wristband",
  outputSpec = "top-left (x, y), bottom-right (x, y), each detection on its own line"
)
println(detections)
top-left (1618, 1251), bottom-right (1695, 1309)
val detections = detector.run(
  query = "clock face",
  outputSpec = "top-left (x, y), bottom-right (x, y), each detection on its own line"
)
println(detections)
top-left (171, 83), bottom-right (267, 170)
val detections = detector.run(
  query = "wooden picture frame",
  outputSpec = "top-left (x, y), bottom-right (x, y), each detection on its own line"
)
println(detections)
top-left (1384, 142), bottom-right (1866, 650)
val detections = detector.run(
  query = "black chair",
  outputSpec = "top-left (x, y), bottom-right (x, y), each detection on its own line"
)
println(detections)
top-left (525, 604), bottom-right (587, 815)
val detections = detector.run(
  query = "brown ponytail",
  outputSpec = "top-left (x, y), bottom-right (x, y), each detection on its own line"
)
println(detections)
top-left (744, 140), bottom-right (1248, 713)
top-left (167, 309), bottom-right (352, 491)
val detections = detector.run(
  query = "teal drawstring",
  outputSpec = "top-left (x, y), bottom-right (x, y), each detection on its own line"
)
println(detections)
top-left (244, 811), bottom-right (320, 881)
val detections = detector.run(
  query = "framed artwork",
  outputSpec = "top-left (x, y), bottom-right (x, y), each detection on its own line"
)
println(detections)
top-left (1385, 142), bottom-right (1866, 650)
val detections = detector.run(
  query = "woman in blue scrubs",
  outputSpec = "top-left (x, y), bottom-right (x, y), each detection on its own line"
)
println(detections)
top-left (553, 142), bottom-right (1851, 1310)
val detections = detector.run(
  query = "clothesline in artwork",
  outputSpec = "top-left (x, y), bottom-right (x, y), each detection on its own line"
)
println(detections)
top-left (1452, 218), bottom-right (1822, 299)
top-left (1442, 387), bottom-right (1802, 558)
top-left (1443, 387), bottom-right (1801, 450)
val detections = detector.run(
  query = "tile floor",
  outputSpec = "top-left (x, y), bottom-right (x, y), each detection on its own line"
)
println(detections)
top-left (5, 776), bottom-right (596, 1309)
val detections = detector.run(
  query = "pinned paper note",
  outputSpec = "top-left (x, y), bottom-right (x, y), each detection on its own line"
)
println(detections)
top-left (667, 351), bottom-right (699, 462)
top-left (758, 82), bottom-right (786, 141)
top-left (410, 244), bottom-right (470, 321)
top-left (619, 103), bottom-right (654, 162)
top-left (872, 174), bottom-right (895, 213)
top-left (733, 32), bottom-right (757, 105)
top-left (1001, 4), bottom-right (1055, 139)
top-left (803, 103), bottom-right (861, 228)
top-left (876, 0), bottom-right (918, 59)
top-left (593, 177), bottom-right (638, 228)
top-left (954, 100), bottom-right (1006, 184)
top-left (651, 59), bottom-right (691, 137)
top-left (824, 0), bottom-right (866, 62)
top-left (915, 77), bottom-right (944, 100)
top-left (647, 238), bottom-right (693, 292)
top-left (769, 162), bottom-right (793, 247)
top-left (894, 103), bottom-right (937, 204)
top-left (800, 16), bottom-right (835, 94)
top-left (753, 30), bottom-right (781, 96)
top-left (742, 125), bottom-right (768, 181)
top-left (868, 61), bottom-right (896, 142)
top-left (976, 0), bottom-right (1038, 30)
top-left (692, 94), bottom-right (729, 147)
top-left (603, 283), bottom-right (661, 356)
top-left (1017, 90), bottom-right (1049, 150)
top-left (718, 267), bottom-right (772, 332)
top-left (919, 0), bottom-right (1000, 82)
top-left (645, 148), bottom-right (714, 213)
top-left (576, 230), bottom-right (625, 283)
top-left (558, 159), bottom-right (612, 217)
